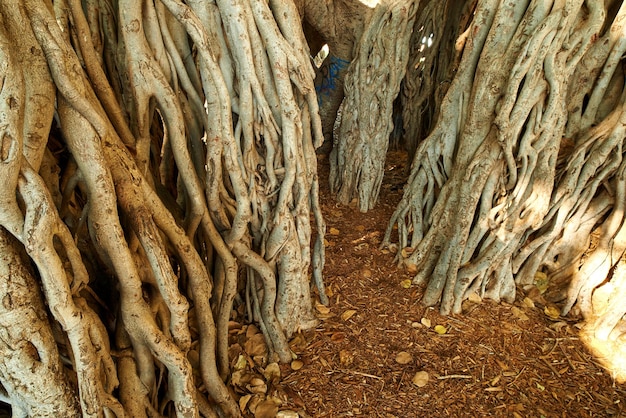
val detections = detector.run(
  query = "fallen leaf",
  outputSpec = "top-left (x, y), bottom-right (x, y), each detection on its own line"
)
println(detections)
top-left (290, 360), bottom-right (303, 370)
top-left (361, 268), bottom-right (373, 278)
top-left (405, 262), bottom-right (418, 274)
top-left (315, 304), bottom-right (330, 315)
top-left (434, 325), bottom-right (447, 335)
top-left (356, 225), bottom-right (366, 232)
top-left (511, 306), bottom-right (529, 321)
top-left (400, 279), bottom-right (412, 289)
top-left (329, 227), bottom-right (340, 236)
top-left (395, 351), bottom-right (413, 365)
top-left (341, 309), bottom-right (357, 321)
top-left (544, 305), bottom-right (560, 319)
top-left (234, 354), bottom-right (248, 371)
top-left (536, 382), bottom-right (545, 391)
top-left (253, 399), bottom-right (280, 418)
top-left (248, 377), bottom-right (267, 394)
top-left (339, 350), bottom-right (354, 366)
top-left (521, 297), bottom-right (535, 308)
top-left (420, 318), bottom-right (431, 328)
top-left (549, 321), bottom-right (568, 332)
top-left (262, 363), bottom-right (281, 383)
top-left (412, 371), bottom-right (429, 387)
top-left (467, 293), bottom-right (482, 303)
top-left (239, 394), bottom-right (252, 412)
top-left (244, 333), bottom-right (268, 357)
top-left (276, 411), bottom-right (299, 418)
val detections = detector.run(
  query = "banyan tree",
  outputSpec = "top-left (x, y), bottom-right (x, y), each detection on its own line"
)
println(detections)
top-left (2, 0), bottom-right (626, 416)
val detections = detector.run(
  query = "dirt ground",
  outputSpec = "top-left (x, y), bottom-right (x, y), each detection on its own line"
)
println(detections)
top-left (231, 151), bottom-right (626, 417)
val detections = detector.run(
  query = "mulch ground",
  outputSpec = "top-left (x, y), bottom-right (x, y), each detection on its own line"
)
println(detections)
top-left (237, 151), bottom-right (626, 417)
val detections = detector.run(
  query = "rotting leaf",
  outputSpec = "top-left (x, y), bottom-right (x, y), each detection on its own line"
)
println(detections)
top-left (395, 351), bottom-right (413, 365)
top-left (341, 309), bottom-right (357, 321)
top-left (412, 371), bottom-right (429, 387)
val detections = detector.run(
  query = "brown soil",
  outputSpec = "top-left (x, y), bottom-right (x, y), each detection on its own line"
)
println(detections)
top-left (263, 151), bottom-right (626, 417)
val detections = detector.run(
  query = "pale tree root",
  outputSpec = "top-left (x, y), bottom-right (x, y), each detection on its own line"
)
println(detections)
top-left (0, 228), bottom-right (81, 417)
top-left (0, 0), bottom-right (327, 415)
top-left (386, 1), bottom-right (605, 315)
top-left (330, 0), bottom-right (418, 212)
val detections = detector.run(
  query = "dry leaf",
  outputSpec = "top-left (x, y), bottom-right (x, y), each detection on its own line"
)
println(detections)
top-left (356, 225), bottom-right (366, 232)
top-left (239, 394), bottom-right (252, 412)
top-left (244, 333), bottom-right (268, 357)
top-left (549, 321), bottom-right (568, 332)
top-left (511, 306), bottom-right (529, 321)
top-left (315, 304), bottom-right (330, 315)
top-left (248, 377), bottom-right (267, 394)
top-left (290, 360), bottom-right (303, 370)
top-left (521, 297), bottom-right (535, 308)
top-left (420, 318), bottom-right (431, 328)
top-left (253, 399), bottom-right (280, 418)
top-left (467, 293), bottom-right (482, 303)
top-left (395, 351), bottom-right (413, 365)
top-left (412, 371), bottom-right (429, 387)
top-left (544, 305), bottom-right (561, 319)
top-left (329, 227), bottom-right (340, 236)
top-left (361, 268), bottom-right (373, 278)
top-left (262, 363), bottom-right (281, 382)
top-left (341, 309), bottom-right (357, 321)
top-left (405, 262), bottom-right (418, 274)
top-left (339, 350), bottom-right (354, 366)
top-left (276, 411), bottom-right (299, 418)
top-left (234, 354), bottom-right (248, 371)
top-left (434, 325), bottom-right (447, 335)
top-left (400, 279), bottom-right (412, 289)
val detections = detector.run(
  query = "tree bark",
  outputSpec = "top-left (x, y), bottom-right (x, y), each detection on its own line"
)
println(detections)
top-left (329, 0), bottom-right (419, 212)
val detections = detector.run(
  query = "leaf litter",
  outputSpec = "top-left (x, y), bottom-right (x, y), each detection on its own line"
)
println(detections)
top-left (225, 152), bottom-right (626, 417)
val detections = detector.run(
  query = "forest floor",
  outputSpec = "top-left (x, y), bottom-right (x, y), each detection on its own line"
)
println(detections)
top-left (232, 150), bottom-right (626, 418)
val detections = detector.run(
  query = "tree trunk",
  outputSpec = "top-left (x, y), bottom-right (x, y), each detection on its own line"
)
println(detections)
top-left (0, 0), bottom-right (326, 415)
top-left (329, 0), bottom-right (419, 212)
top-left (386, 0), bottom-right (626, 369)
